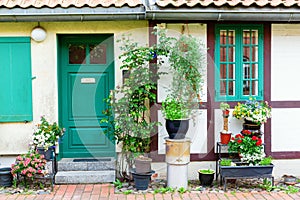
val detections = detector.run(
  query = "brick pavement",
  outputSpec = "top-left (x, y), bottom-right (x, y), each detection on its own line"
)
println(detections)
top-left (1, 184), bottom-right (300, 200)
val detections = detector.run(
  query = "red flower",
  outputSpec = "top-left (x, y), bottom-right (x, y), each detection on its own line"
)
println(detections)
top-left (235, 134), bottom-right (244, 138)
top-left (237, 139), bottom-right (242, 144)
top-left (252, 136), bottom-right (258, 141)
top-left (242, 130), bottom-right (251, 135)
top-left (256, 138), bottom-right (262, 146)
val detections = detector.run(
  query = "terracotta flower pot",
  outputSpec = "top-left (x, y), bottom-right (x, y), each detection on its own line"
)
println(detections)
top-left (220, 132), bottom-right (232, 144)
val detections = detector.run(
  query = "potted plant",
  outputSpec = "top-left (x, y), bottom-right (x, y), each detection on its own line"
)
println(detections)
top-left (159, 26), bottom-right (206, 139)
top-left (198, 169), bottom-right (215, 186)
top-left (31, 116), bottom-right (65, 160)
top-left (233, 97), bottom-right (272, 127)
top-left (219, 102), bottom-right (231, 144)
top-left (161, 95), bottom-right (190, 139)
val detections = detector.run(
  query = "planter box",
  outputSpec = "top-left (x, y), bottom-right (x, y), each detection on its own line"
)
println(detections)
top-left (220, 164), bottom-right (274, 177)
top-left (220, 164), bottom-right (274, 191)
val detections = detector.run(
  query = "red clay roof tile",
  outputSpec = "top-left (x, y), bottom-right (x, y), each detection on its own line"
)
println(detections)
top-left (0, 0), bottom-right (143, 8)
top-left (156, 0), bottom-right (300, 7)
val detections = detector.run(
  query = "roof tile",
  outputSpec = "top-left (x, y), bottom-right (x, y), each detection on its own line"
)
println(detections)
top-left (155, 0), bottom-right (300, 7)
top-left (0, 0), bottom-right (142, 8)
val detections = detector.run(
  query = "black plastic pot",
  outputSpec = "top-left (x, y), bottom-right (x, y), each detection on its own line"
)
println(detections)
top-left (37, 146), bottom-right (55, 160)
top-left (198, 170), bottom-right (215, 186)
top-left (165, 119), bottom-right (189, 139)
top-left (0, 167), bottom-right (13, 187)
top-left (131, 169), bottom-right (155, 190)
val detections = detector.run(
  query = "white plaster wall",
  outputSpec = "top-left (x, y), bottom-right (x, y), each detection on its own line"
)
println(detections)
top-left (271, 108), bottom-right (300, 152)
top-left (0, 21), bottom-right (148, 155)
top-left (157, 110), bottom-right (207, 154)
top-left (157, 23), bottom-right (207, 103)
top-left (272, 24), bottom-right (300, 101)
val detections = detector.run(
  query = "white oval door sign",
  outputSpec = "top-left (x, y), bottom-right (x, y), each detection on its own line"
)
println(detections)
top-left (81, 78), bottom-right (96, 84)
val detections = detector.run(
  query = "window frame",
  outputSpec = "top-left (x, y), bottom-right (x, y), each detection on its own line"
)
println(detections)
top-left (215, 24), bottom-right (264, 101)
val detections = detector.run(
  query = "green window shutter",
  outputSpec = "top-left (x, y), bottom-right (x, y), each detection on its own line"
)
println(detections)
top-left (215, 25), bottom-right (264, 101)
top-left (0, 37), bottom-right (32, 122)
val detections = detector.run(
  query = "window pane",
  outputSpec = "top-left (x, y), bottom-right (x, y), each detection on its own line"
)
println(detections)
top-left (243, 47), bottom-right (250, 63)
top-left (243, 63), bottom-right (250, 79)
top-left (243, 30), bottom-right (250, 45)
top-left (252, 46), bottom-right (258, 62)
top-left (243, 80), bottom-right (250, 95)
top-left (220, 81), bottom-right (226, 95)
top-left (69, 44), bottom-right (86, 64)
top-left (228, 30), bottom-right (235, 45)
top-left (252, 64), bottom-right (258, 79)
top-left (220, 30), bottom-right (227, 45)
top-left (228, 47), bottom-right (235, 62)
top-left (220, 47), bottom-right (226, 61)
top-left (228, 81), bottom-right (235, 96)
top-left (90, 44), bottom-right (107, 64)
top-left (251, 30), bottom-right (258, 45)
top-left (228, 64), bottom-right (235, 79)
top-left (220, 64), bottom-right (226, 79)
top-left (251, 80), bottom-right (258, 96)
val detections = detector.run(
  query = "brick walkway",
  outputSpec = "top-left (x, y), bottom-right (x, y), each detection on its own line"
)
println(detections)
top-left (1, 184), bottom-right (300, 200)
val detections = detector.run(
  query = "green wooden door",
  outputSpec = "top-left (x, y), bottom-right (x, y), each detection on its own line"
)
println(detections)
top-left (58, 35), bottom-right (115, 158)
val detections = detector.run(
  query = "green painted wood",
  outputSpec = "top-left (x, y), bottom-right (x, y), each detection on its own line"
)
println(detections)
top-left (215, 25), bottom-right (264, 101)
top-left (58, 35), bottom-right (115, 158)
top-left (0, 37), bottom-right (32, 122)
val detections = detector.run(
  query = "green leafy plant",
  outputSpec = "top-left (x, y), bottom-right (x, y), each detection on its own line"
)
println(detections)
top-left (31, 116), bottom-right (65, 150)
top-left (113, 179), bottom-right (123, 190)
top-left (161, 96), bottom-right (189, 120)
top-left (123, 190), bottom-right (133, 195)
top-left (220, 102), bottom-right (230, 111)
top-left (233, 97), bottom-right (272, 125)
top-left (158, 25), bottom-right (206, 120)
top-left (220, 159), bottom-right (232, 166)
top-left (259, 179), bottom-right (275, 192)
top-left (198, 169), bottom-right (215, 174)
top-left (285, 185), bottom-right (300, 194)
top-left (154, 187), bottom-right (175, 194)
top-left (259, 156), bottom-right (272, 166)
top-left (177, 187), bottom-right (188, 194)
top-left (101, 31), bottom-right (168, 179)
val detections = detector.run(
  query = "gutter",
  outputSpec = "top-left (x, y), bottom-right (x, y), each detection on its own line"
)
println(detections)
top-left (145, 6), bottom-right (300, 22)
top-left (0, 6), bottom-right (145, 22)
